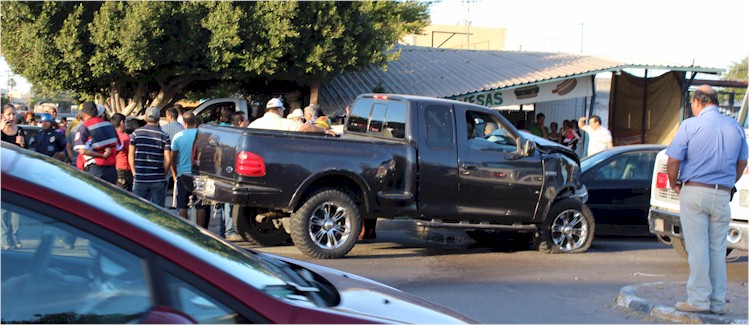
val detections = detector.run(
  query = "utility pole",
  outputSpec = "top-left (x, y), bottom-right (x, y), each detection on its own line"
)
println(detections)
top-left (462, 0), bottom-right (479, 49)
top-left (579, 23), bottom-right (585, 53)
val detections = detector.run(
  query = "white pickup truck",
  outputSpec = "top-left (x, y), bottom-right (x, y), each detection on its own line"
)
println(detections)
top-left (648, 92), bottom-right (749, 258)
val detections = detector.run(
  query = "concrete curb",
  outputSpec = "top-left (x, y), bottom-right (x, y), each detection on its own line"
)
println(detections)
top-left (616, 282), bottom-right (748, 324)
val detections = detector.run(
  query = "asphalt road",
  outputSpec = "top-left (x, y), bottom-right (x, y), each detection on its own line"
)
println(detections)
top-left (232, 222), bottom-right (748, 324)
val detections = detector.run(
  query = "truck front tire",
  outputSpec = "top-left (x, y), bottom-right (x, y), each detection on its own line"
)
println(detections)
top-left (291, 189), bottom-right (362, 259)
top-left (537, 199), bottom-right (595, 253)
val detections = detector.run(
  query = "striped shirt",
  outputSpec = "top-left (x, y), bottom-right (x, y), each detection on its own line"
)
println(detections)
top-left (666, 106), bottom-right (748, 189)
top-left (73, 117), bottom-right (120, 168)
top-left (130, 124), bottom-right (171, 183)
top-left (161, 121), bottom-right (184, 142)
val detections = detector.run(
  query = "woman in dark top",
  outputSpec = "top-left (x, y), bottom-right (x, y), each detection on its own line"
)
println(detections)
top-left (1, 104), bottom-right (25, 250)
top-left (1, 104), bottom-right (26, 148)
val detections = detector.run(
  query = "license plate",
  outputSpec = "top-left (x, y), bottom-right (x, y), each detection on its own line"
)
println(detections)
top-left (205, 179), bottom-right (215, 197)
top-left (654, 219), bottom-right (664, 232)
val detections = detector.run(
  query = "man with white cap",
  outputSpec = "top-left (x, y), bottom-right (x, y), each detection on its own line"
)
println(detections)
top-left (129, 106), bottom-right (172, 207)
top-left (287, 108), bottom-right (304, 123)
top-left (249, 98), bottom-right (336, 136)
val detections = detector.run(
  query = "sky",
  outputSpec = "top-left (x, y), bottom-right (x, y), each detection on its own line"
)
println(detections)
top-left (3, 0), bottom-right (748, 94)
top-left (430, 0), bottom-right (749, 68)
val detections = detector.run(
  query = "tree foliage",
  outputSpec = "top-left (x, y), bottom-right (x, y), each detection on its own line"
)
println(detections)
top-left (721, 56), bottom-right (748, 103)
top-left (1, 1), bottom-right (429, 116)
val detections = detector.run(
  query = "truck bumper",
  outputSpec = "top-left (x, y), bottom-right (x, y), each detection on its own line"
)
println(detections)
top-left (189, 174), bottom-right (280, 206)
top-left (649, 207), bottom-right (749, 251)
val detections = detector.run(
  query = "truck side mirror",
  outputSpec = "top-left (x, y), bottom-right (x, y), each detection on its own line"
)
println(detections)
top-left (523, 139), bottom-right (535, 156)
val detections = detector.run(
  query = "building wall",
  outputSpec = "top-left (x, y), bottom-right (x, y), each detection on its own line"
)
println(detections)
top-left (401, 24), bottom-right (507, 50)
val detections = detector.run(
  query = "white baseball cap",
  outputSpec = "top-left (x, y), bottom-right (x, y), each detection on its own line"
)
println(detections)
top-left (287, 109), bottom-right (304, 119)
top-left (266, 98), bottom-right (284, 109)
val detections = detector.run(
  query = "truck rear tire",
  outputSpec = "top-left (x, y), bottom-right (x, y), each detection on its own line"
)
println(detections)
top-left (234, 206), bottom-right (290, 246)
top-left (291, 189), bottom-right (362, 259)
top-left (537, 199), bottom-right (595, 254)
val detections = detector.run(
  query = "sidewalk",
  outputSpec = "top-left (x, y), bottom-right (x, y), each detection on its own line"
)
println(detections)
top-left (616, 281), bottom-right (748, 324)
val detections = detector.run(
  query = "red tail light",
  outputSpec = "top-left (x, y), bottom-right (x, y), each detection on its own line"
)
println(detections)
top-left (373, 94), bottom-right (389, 100)
top-left (655, 172), bottom-right (668, 189)
top-left (236, 151), bottom-right (266, 177)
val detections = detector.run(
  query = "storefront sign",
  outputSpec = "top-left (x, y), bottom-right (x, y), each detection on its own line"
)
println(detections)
top-left (452, 76), bottom-right (593, 109)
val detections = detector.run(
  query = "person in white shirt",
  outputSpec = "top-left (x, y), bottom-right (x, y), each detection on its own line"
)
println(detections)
top-left (249, 98), bottom-right (336, 136)
top-left (578, 115), bottom-right (613, 156)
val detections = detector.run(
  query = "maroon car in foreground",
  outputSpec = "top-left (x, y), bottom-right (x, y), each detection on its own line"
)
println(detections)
top-left (0, 143), bottom-right (476, 324)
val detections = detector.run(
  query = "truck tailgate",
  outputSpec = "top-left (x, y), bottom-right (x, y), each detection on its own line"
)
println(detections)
top-left (193, 125), bottom-right (245, 182)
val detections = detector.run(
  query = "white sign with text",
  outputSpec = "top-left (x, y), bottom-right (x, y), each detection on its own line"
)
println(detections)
top-left (452, 76), bottom-right (593, 108)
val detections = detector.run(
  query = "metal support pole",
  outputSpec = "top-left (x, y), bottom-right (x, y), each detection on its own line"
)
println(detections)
top-left (610, 71), bottom-right (619, 135)
top-left (588, 75), bottom-right (596, 117)
top-left (640, 69), bottom-right (649, 144)
top-left (680, 72), bottom-right (698, 120)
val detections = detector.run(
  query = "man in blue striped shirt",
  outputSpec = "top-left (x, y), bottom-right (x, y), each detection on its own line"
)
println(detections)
top-left (128, 106), bottom-right (171, 207)
top-left (666, 85), bottom-right (748, 315)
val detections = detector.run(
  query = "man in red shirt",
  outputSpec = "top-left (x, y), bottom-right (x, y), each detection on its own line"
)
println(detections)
top-left (72, 102), bottom-right (120, 184)
top-left (111, 113), bottom-right (133, 191)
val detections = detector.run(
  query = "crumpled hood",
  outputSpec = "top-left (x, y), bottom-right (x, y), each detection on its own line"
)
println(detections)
top-left (522, 133), bottom-right (580, 164)
top-left (269, 254), bottom-right (478, 324)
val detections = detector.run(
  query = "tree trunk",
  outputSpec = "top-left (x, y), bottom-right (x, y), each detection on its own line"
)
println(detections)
top-left (150, 75), bottom-right (192, 112)
top-left (108, 82), bottom-right (146, 117)
top-left (309, 78), bottom-right (319, 105)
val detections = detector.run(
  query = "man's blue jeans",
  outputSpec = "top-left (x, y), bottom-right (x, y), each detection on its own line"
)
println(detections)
top-left (679, 185), bottom-right (731, 312)
top-left (133, 182), bottom-right (166, 208)
top-left (219, 203), bottom-right (237, 237)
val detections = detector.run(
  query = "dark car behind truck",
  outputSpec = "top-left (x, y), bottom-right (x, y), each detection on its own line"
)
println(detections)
top-left (189, 94), bottom-right (592, 258)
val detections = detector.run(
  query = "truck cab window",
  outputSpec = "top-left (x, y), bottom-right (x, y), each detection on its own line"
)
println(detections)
top-left (346, 99), bottom-right (373, 133)
top-left (368, 103), bottom-right (388, 133)
top-left (383, 101), bottom-right (407, 139)
top-left (466, 111), bottom-right (517, 152)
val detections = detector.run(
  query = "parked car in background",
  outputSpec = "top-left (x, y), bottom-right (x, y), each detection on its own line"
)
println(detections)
top-left (580, 144), bottom-right (666, 236)
top-left (1, 143), bottom-right (477, 324)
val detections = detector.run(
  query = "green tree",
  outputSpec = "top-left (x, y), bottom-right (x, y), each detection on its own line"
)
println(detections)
top-left (721, 56), bottom-right (748, 106)
top-left (1, 1), bottom-right (429, 116)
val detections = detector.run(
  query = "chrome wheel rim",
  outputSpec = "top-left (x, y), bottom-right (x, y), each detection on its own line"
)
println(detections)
top-left (308, 202), bottom-right (351, 249)
top-left (550, 209), bottom-right (588, 252)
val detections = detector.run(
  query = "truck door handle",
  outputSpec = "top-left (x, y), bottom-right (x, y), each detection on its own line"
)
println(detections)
top-left (461, 164), bottom-right (478, 170)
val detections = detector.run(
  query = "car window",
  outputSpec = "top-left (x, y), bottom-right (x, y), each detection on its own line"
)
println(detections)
top-left (198, 103), bottom-right (236, 125)
top-left (424, 105), bottom-right (454, 150)
top-left (383, 101), bottom-right (407, 139)
top-left (465, 110), bottom-right (517, 152)
top-left (0, 202), bottom-right (152, 324)
top-left (346, 98), bottom-right (373, 133)
top-left (368, 103), bottom-right (388, 134)
top-left (163, 273), bottom-right (249, 324)
top-left (590, 151), bottom-right (655, 181)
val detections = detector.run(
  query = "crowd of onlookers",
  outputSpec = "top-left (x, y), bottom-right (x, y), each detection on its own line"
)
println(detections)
top-left (518, 113), bottom-right (583, 150)
top-left (518, 112), bottom-right (614, 156)
top-left (1, 102), bottom-right (246, 249)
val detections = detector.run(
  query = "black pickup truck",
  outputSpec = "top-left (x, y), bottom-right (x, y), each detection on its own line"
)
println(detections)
top-left (189, 94), bottom-right (592, 258)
